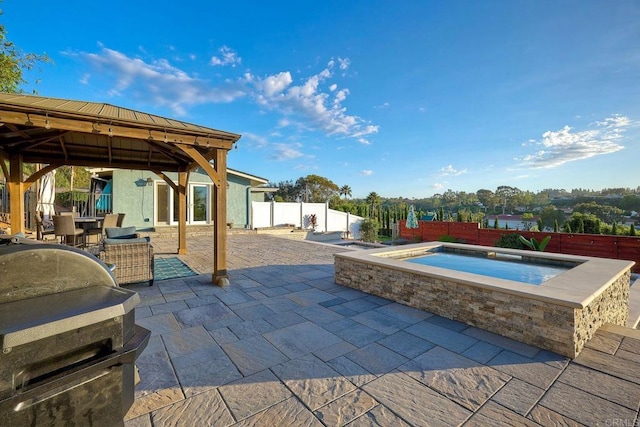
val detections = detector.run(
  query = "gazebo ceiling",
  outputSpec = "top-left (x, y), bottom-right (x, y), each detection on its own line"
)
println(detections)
top-left (0, 93), bottom-right (241, 172)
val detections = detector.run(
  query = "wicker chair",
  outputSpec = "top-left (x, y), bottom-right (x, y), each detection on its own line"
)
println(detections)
top-left (98, 227), bottom-right (154, 286)
top-left (52, 215), bottom-right (85, 247)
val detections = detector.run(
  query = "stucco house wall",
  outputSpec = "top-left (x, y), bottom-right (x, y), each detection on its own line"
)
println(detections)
top-left (101, 168), bottom-right (270, 230)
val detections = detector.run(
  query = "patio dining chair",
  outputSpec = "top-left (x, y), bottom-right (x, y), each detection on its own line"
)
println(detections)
top-left (52, 215), bottom-right (85, 247)
top-left (35, 212), bottom-right (56, 241)
top-left (85, 213), bottom-right (119, 244)
top-left (116, 213), bottom-right (126, 227)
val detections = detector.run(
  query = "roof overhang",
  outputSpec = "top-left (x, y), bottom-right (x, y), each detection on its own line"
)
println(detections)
top-left (0, 93), bottom-right (241, 173)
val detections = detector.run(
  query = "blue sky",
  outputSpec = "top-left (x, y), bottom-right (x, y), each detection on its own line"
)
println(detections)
top-left (6, 1), bottom-right (640, 198)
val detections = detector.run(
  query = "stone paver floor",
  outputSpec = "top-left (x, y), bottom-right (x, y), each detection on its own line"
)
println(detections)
top-left (124, 234), bottom-right (640, 426)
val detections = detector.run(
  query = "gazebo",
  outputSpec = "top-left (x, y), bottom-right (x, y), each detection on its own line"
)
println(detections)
top-left (0, 93), bottom-right (241, 285)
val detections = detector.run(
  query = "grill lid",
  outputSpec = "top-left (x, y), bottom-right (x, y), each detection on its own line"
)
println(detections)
top-left (0, 285), bottom-right (139, 350)
top-left (0, 242), bottom-right (118, 304)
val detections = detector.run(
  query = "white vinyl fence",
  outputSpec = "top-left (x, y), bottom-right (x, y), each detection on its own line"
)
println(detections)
top-left (251, 201), bottom-right (363, 238)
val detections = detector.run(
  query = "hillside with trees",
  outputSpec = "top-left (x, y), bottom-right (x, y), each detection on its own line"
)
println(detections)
top-left (268, 175), bottom-right (640, 237)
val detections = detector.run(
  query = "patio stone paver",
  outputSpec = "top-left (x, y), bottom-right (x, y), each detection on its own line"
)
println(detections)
top-left (218, 369), bottom-right (292, 421)
top-left (233, 396), bottom-right (322, 426)
top-left (400, 346), bottom-right (510, 411)
top-left (556, 363), bottom-right (640, 410)
top-left (405, 320), bottom-right (478, 353)
top-left (124, 234), bottom-right (640, 426)
top-left (171, 345), bottom-right (242, 397)
top-left (222, 335), bottom-right (289, 376)
top-left (345, 342), bottom-right (409, 376)
top-left (465, 401), bottom-right (539, 427)
top-left (136, 312), bottom-right (181, 335)
top-left (487, 350), bottom-right (562, 390)
top-left (527, 405), bottom-right (584, 426)
top-left (537, 381), bottom-right (638, 426)
top-left (326, 355), bottom-right (377, 387)
top-left (263, 321), bottom-right (343, 358)
top-left (161, 325), bottom-right (217, 358)
top-left (271, 354), bottom-right (357, 410)
top-left (313, 389), bottom-right (378, 426)
top-left (574, 347), bottom-right (640, 384)
top-left (489, 378), bottom-right (545, 416)
top-left (362, 370), bottom-right (472, 426)
top-left (350, 309), bottom-right (411, 334)
top-left (173, 301), bottom-right (236, 328)
top-left (150, 388), bottom-right (234, 427)
top-left (345, 404), bottom-right (411, 427)
top-left (376, 330), bottom-right (435, 359)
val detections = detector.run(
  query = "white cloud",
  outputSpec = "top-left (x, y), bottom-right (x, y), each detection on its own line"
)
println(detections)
top-left (73, 46), bottom-right (377, 141)
top-left (360, 170), bottom-right (373, 176)
top-left (440, 165), bottom-right (468, 176)
top-left (357, 138), bottom-right (371, 145)
top-left (431, 182), bottom-right (444, 190)
top-left (517, 115), bottom-right (629, 168)
top-left (74, 46), bottom-right (246, 115)
top-left (210, 46), bottom-right (241, 67)
top-left (271, 143), bottom-right (304, 161)
top-left (244, 59), bottom-right (378, 140)
top-left (337, 57), bottom-right (350, 70)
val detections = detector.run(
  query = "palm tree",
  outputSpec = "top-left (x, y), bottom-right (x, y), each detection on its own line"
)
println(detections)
top-left (339, 185), bottom-right (352, 200)
top-left (366, 192), bottom-right (381, 219)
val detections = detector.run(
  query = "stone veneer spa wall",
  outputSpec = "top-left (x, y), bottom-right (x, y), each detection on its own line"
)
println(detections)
top-left (334, 243), bottom-right (634, 358)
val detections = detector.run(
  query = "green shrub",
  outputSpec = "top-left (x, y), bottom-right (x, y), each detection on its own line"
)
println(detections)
top-left (438, 235), bottom-right (457, 243)
top-left (494, 233), bottom-right (524, 249)
top-left (359, 219), bottom-right (379, 242)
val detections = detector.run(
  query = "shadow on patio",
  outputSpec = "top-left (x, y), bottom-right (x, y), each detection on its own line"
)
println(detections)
top-left (124, 235), bottom-right (640, 426)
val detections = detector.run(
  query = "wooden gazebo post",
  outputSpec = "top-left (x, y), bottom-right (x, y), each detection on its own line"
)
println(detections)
top-left (177, 171), bottom-right (188, 255)
top-left (213, 148), bottom-right (228, 286)
top-left (8, 153), bottom-right (24, 234)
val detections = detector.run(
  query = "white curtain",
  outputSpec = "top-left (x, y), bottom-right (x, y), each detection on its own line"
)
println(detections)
top-left (37, 171), bottom-right (56, 220)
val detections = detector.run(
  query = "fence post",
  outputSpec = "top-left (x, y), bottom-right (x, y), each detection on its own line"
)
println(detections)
top-left (270, 200), bottom-right (275, 227)
top-left (346, 212), bottom-right (350, 238)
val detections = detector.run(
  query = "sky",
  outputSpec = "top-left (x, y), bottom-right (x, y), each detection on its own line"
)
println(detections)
top-left (5, 1), bottom-right (640, 199)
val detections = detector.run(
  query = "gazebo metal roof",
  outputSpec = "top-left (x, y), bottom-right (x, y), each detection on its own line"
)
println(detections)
top-left (0, 93), bottom-right (240, 172)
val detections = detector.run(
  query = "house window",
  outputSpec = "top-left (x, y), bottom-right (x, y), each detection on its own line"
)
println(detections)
top-left (155, 182), bottom-right (211, 226)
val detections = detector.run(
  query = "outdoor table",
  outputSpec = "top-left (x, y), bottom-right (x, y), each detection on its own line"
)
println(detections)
top-left (74, 217), bottom-right (103, 246)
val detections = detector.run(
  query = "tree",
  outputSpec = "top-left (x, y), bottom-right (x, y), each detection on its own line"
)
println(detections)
top-left (365, 192), bottom-right (381, 219)
top-left (339, 185), bottom-right (352, 200)
top-left (0, 6), bottom-right (51, 93)
top-left (495, 186), bottom-right (522, 214)
top-left (294, 174), bottom-right (339, 203)
top-left (270, 180), bottom-right (298, 202)
top-left (539, 206), bottom-right (565, 230)
top-left (476, 189), bottom-right (499, 214)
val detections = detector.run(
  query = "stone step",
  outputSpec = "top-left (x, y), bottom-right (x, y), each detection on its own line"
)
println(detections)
top-left (627, 277), bottom-right (640, 328)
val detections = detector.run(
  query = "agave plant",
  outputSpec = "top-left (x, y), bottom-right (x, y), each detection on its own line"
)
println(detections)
top-left (518, 235), bottom-right (551, 252)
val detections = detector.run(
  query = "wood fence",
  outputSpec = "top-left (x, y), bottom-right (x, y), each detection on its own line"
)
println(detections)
top-left (399, 221), bottom-right (640, 273)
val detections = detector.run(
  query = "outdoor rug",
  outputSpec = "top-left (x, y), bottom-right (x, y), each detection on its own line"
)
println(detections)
top-left (154, 257), bottom-right (198, 281)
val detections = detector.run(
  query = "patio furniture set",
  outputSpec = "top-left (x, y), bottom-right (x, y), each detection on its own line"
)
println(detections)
top-left (34, 212), bottom-right (154, 287)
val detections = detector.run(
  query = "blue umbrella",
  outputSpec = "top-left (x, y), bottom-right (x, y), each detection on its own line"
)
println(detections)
top-left (406, 205), bottom-right (419, 240)
top-left (406, 205), bottom-right (419, 229)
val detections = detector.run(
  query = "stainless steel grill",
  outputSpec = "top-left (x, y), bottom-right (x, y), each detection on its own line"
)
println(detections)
top-left (0, 239), bottom-right (150, 426)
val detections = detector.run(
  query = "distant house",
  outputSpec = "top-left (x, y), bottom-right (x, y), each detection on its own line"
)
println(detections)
top-left (90, 167), bottom-right (274, 230)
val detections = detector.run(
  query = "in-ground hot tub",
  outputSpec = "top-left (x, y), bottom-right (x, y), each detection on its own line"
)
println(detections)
top-left (334, 242), bottom-right (635, 358)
